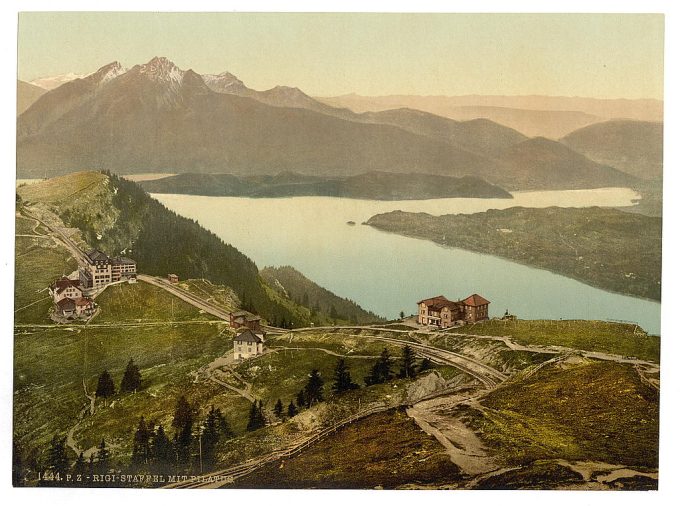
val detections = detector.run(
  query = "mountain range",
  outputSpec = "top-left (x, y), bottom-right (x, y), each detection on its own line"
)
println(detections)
top-left (561, 120), bottom-right (663, 181)
top-left (317, 93), bottom-right (663, 139)
top-left (17, 57), bottom-right (651, 191)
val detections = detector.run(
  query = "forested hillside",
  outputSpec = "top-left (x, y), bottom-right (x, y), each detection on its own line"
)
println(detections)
top-left (261, 266), bottom-right (384, 325)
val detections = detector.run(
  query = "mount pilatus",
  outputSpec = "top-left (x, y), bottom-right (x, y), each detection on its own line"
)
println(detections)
top-left (17, 57), bottom-right (637, 190)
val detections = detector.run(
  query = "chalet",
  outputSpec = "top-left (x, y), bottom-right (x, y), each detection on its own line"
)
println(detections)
top-left (168, 273), bottom-right (179, 284)
top-left (229, 311), bottom-right (262, 332)
top-left (79, 249), bottom-right (137, 289)
top-left (55, 297), bottom-right (76, 318)
top-left (417, 293), bottom-right (490, 328)
top-left (74, 297), bottom-right (95, 317)
top-left (49, 276), bottom-right (83, 303)
top-left (233, 329), bottom-right (265, 360)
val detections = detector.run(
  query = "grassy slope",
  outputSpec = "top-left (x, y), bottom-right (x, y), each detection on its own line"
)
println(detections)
top-left (234, 408), bottom-right (462, 489)
top-left (14, 217), bottom-right (78, 325)
top-left (467, 360), bottom-right (658, 469)
top-left (366, 206), bottom-right (661, 301)
top-left (458, 319), bottom-right (659, 363)
top-left (94, 282), bottom-right (215, 322)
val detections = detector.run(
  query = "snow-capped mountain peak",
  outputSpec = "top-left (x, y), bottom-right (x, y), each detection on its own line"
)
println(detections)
top-left (202, 71), bottom-right (248, 94)
top-left (86, 61), bottom-right (128, 86)
top-left (138, 56), bottom-right (184, 84)
top-left (29, 72), bottom-right (86, 90)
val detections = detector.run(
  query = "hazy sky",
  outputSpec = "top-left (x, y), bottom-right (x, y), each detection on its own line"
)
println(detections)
top-left (18, 12), bottom-right (664, 99)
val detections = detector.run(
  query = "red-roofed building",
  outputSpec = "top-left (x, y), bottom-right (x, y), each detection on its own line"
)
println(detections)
top-left (49, 276), bottom-right (83, 303)
top-left (417, 293), bottom-right (490, 327)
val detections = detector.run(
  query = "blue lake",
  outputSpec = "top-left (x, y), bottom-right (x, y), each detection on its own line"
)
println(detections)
top-left (153, 188), bottom-right (661, 334)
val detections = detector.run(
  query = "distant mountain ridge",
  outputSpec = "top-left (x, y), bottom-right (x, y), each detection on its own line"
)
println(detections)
top-left (561, 120), bottom-right (663, 181)
top-left (17, 80), bottom-right (47, 115)
top-left (17, 56), bottom-right (641, 191)
top-left (317, 93), bottom-right (663, 139)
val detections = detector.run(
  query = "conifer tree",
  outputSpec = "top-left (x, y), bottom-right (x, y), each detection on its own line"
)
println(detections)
top-left (74, 452), bottom-right (86, 480)
top-left (120, 359), bottom-right (142, 393)
top-left (95, 370), bottom-right (116, 399)
top-left (296, 389), bottom-right (306, 409)
top-left (419, 357), bottom-right (434, 373)
top-left (150, 425), bottom-right (173, 473)
top-left (332, 359), bottom-right (359, 393)
top-left (287, 400), bottom-right (298, 418)
top-left (47, 435), bottom-right (69, 479)
top-left (399, 345), bottom-right (417, 379)
top-left (201, 405), bottom-right (231, 468)
top-left (246, 401), bottom-right (266, 431)
top-left (172, 396), bottom-right (193, 430)
top-left (131, 417), bottom-right (151, 466)
top-left (175, 419), bottom-right (193, 465)
top-left (365, 348), bottom-right (393, 385)
top-left (303, 369), bottom-right (324, 407)
top-left (12, 441), bottom-right (22, 487)
top-left (274, 399), bottom-right (284, 418)
top-left (96, 439), bottom-right (110, 474)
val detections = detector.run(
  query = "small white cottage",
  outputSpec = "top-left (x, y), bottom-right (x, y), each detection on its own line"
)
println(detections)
top-left (233, 329), bottom-right (265, 360)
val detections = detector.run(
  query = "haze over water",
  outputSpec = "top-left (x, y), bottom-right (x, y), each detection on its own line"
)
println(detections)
top-left (153, 187), bottom-right (661, 334)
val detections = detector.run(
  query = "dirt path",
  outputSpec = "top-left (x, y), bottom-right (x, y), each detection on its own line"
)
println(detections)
top-left (65, 380), bottom-right (98, 457)
top-left (209, 370), bottom-right (255, 402)
top-left (268, 346), bottom-right (380, 360)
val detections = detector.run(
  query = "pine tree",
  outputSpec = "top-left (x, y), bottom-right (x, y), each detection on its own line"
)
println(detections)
top-left (296, 389), bottom-right (306, 409)
top-left (74, 452), bottom-right (86, 476)
top-left (131, 417), bottom-right (151, 466)
top-left (95, 370), bottom-right (115, 399)
top-left (46, 435), bottom-right (69, 484)
top-left (399, 345), bottom-right (417, 379)
top-left (287, 401), bottom-right (298, 418)
top-left (120, 359), bottom-right (142, 393)
top-left (201, 405), bottom-right (231, 468)
top-left (303, 369), bottom-right (324, 407)
top-left (274, 399), bottom-right (284, 418)
top-left (96, 439), bottom-right (110, 474)
top-left (400, 310), bottom-right (405, 319)
top-left (419, 357), bottom-right (434, 373)
top-left (332, 358), bottom-right (359, 393)
top-left (246, 401), bottom-right (266, 431)
top-left (150, 425), bottom-right (173, 473)
top-left (365, 348), bottom-right (393, 385)
top-left (88, 454), bottom-right (95, 476)
top-left (172, 396), bottom-right (193, 430)
top-left (12, 441), bottom-right (22, 487)
top-left (175, 419), bottom-right (193, 465)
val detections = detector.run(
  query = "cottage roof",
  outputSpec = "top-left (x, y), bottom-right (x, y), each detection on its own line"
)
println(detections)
top-left (231, 311), bottom-right (248, 317)
top-left (74, 297), bottom-right (93, 307)
top-left (85, 249), bottom-right (110, 263)
top-left (418, 295), bottom-right (460, 311)
top-left (417, 295), bottom-right (448, 305)
top-left (52, 277), bottom-right (82, 294)
top-left (245, 316), bottom-right (261, 322)
top-left (233, 329), bottom-right (264, 344)
top-left (462, 294), bottom-right (490, 307)
top-left (56, 297), bottom-right (76, 310)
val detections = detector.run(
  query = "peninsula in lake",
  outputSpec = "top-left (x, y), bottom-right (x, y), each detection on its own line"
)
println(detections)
top-left (138, 171), bottom-right (512, 200)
